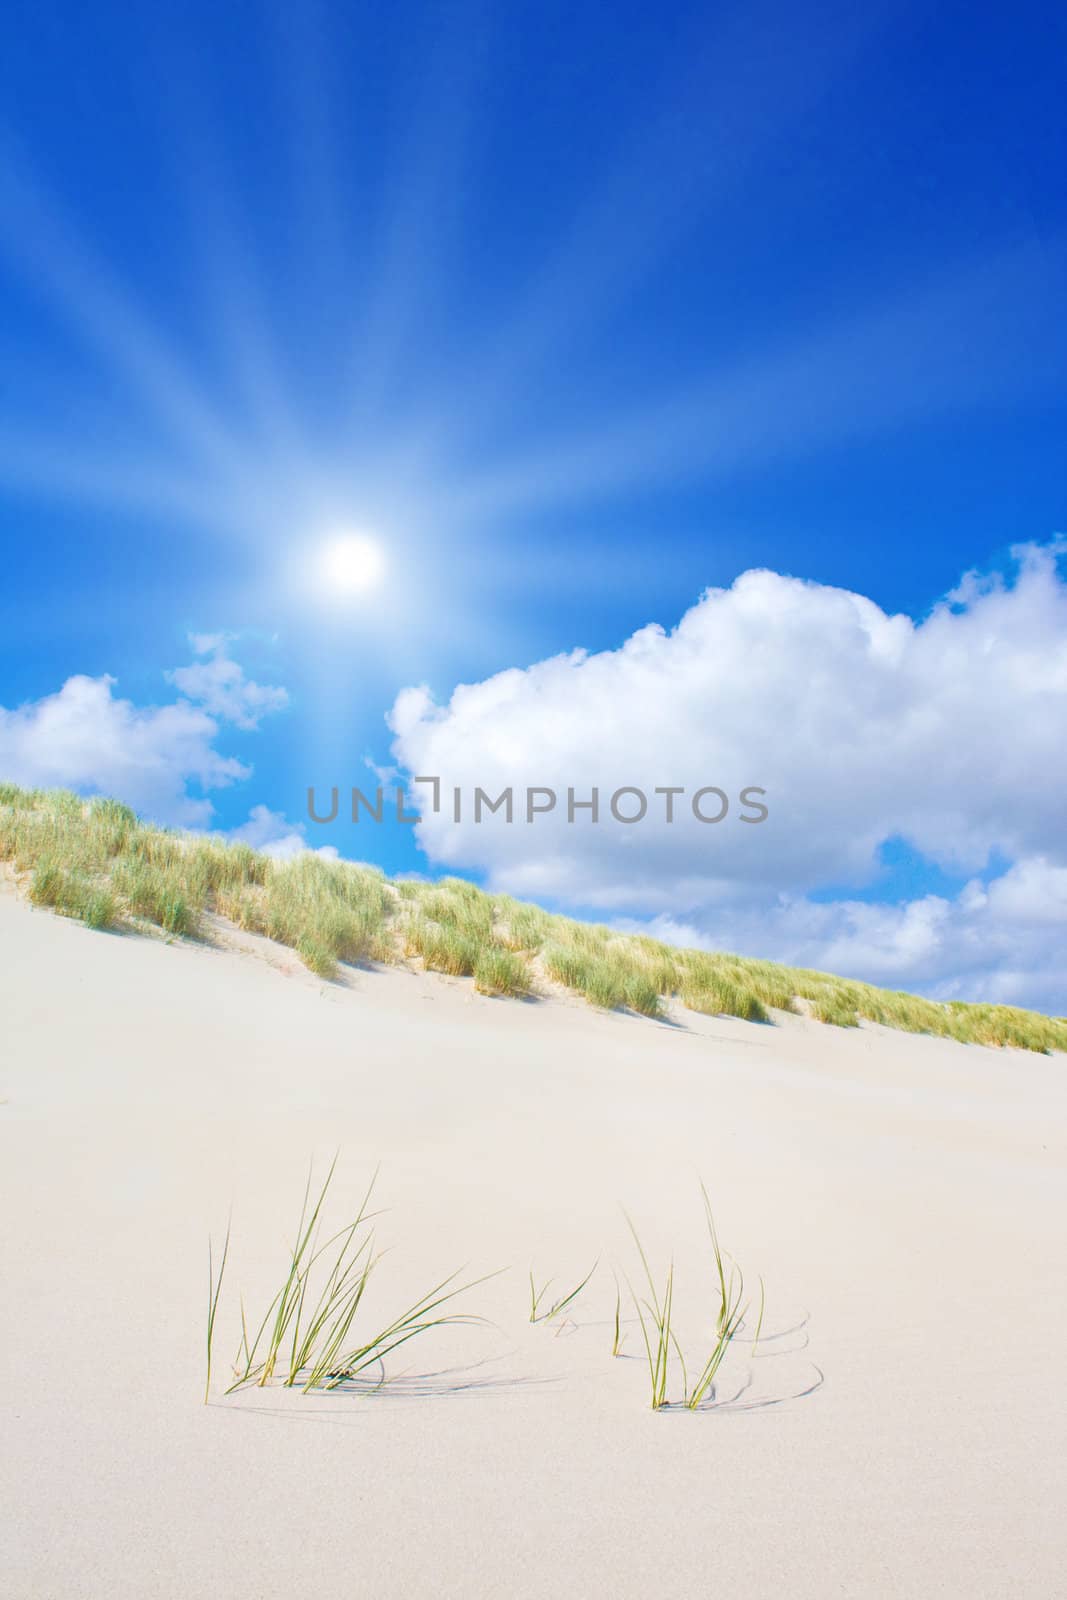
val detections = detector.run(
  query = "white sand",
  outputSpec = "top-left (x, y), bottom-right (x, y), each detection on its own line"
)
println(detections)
top-left (2, 887), bottom-right (1065, 1598)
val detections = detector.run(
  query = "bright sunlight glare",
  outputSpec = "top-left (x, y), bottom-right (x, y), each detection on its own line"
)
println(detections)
top-left (317, 532), bottom-right (387, 596)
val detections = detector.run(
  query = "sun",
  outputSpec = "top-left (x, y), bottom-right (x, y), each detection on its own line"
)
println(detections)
top-left (317, 532), bottom-right (387, 596)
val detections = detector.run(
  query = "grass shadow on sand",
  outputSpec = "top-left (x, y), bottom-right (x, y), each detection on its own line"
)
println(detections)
top-left (216, 1355), bottom-right (561, 1421)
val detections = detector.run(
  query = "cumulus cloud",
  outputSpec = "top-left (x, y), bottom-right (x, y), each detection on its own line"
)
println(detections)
top-left (166, 634), bottom-right (288, 730)
top-left (226, 804), bottom-right (338, 862)
top-left (389, 542), bottom-right (1067, 1009)
top-left (0, 639), bottom-right (289, 826)
top-left (0, 673), bottom-right (248, 826)
top-left (632, 858), bottom-right (1067, 1016)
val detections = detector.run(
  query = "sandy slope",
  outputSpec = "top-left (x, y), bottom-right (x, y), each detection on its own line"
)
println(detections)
top-left (1, 887), bottom-right (1065, 1599)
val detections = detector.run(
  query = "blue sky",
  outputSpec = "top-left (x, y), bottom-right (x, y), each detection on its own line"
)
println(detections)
top-left (1, 1), bottom-right (1065, 1007)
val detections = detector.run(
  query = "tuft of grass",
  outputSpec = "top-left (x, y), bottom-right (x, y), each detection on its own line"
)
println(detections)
top-left (808, 992), bottom-right (860, 1027)
top-left (307, 1267), bottom-right (493, 1392)
top-left (681, 977), bottom-right (768, 1022)
top-left (542, 942), bottom-right (614, 1002)
top-left (29, 858), bottom-right (118, 929)
top-left (263, 855), bottom-right (391, 974)
top-left (621, 970), bottom-right (665, 1017)
top-left (28, 858), bottom-right (69, 910)
top-left (405, 919), bottom-right (481, 977)
top-left (217, 1158), bottom-right (497, 1398)
top-left (79, 885), bottom-right (119, 929)
top-left (541, 943), bottom-right (665, 1015)
top-left (133, 828), bottom-right (186, 874)
top-left (188, 837), bottom-right (268, 893)
top-left (214, 883), bottom-right (269, 933)
top-left (473, 946), bottom-right (532, 997)
top-left (422, 882), bottom-right (493, 936)
top-left (681, 952), bottom-right (791, 1015)
top-left (738, 968), bottom-right (800, 1013)
top-left (528, 1260), bottom-right (598, 1323)
top-left (682, 1187), bottom-right (752, 1409)
top-left (623, 1188), bottom-right (764, 1411)
top-left (244, 1153), bottom-right (349, 1388)
top-left (296, 936), bottom-right (338, 979)
top-left (566, 933), bottom-right (670, 1015)
top-left (628, 935), bottom-right (682, 997)
top-left (623, 1214), bottom-right (676, 1410)
top-left (87, 796), bottom-right (138, 856)
top-left (114, 858), bottom-right (199, 936)
top-left (494, 897), bottom-right (554, 952)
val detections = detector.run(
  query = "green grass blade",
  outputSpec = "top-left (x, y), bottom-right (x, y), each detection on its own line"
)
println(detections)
top-left (205, 1213), bottom-right (231, 1404)
top-left (752, 1276), bottom-right (766, 1356)
top-left (546, 1259), bottom-right (599, 1320)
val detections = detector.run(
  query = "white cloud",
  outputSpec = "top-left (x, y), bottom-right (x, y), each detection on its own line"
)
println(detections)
top-left (166, 634), bottom-right (288, 730)
top-left (389, 542), bottom-right (1067, 1009)
top-left (0, 639), bottom-right (289, 827)
top-left (188, 631), bottom-right (227, 656)
top-left (0, 673), bottom-right (248, 826)
top-left (627, 857), bottom-right (1067, 1013)
top-left (226, 803), bottom-right (339, 862)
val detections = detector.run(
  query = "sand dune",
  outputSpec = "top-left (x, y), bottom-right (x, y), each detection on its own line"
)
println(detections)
top-left (1, 886), bottom-right (1065, 1598)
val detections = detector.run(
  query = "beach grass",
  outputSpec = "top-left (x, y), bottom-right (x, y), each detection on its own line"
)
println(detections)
top-left (625, 1189), bottom-right (763, 1411)
top-left (528, 1260), bottom-right (598, 1323)
top-left (473, 946), bottom-right (532, 997)
top-left (623, 1214), bottom-right (676, 1409)
top-left (683, 1186), bottom-right (758, 1409)
top-left (541, 941), bottom-right (665, 1016)
top-left (611, 1276), bottom-right (624, 1356)
top-left (113, 858), bottom-right (199, 936)
top-left (29, 857), bottom-right (118, 930)
top-left (205, 1216), bottom-right (231, 1404)
top-left (2, 781), bottom-right (1065, 1052)
top-left (212, 1158), bottom-right (495, 1399)
top-left (678, 968), bottom-right (769, 1023)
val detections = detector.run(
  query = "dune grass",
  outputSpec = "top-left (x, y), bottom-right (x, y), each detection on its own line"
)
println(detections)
top-left (612, 1276), bottom-right (625, 1356)
top-left (624, 1218), bottom-right (676, 1410)
top-left (207, 1163), bottom-right (769, 1411)
top-left (207, 1158), bottom-right (496, 1400)
top-left (528, 1260), bottom-right (598, 1323)
top-left (625, 1189), bottom-right (764, 1411)
top-left (685, 1186), bottom-right (764, 1410)
top-left (473, 946), bottom-right (532, 997)
top-left (29, 857), bottom-right (118, 929)
top-left (808, 992), bottom-right (860, 1028)
top-left (541, 941), bottom-right (664, 1016)
top-left (403, 915), bottom-right (481, 977)
top-left (113, 858), bottom-right (199, 936)
top-left (2, 781), bottom-right (1065, 1052)
top-left (678, 968), bottom-right (769, 1024)
top-left (205, 1215), bottom-right (231, 1405)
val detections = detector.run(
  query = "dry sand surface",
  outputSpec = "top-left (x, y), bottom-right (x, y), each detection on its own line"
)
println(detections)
top-left (2, 886), bottom-right (1065, 1599)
